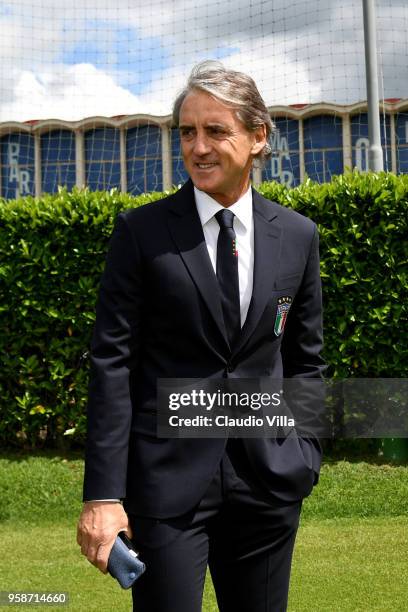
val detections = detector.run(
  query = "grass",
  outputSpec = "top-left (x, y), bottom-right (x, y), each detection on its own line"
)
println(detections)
top-left (302, 459), bottom-right (408, 519)
top-left (0, 451), bottom-right (84, 525)
top-left (290, 517), bottom-right (408, 611)
top-left (1, 519), bottom-right (407, 611)
top-left (0, 451), bottom-right (407, 610)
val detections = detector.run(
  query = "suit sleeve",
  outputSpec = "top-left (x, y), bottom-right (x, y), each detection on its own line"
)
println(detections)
top-left (83, 213), bottom-right (142, 501)
top-left (281, 224), bottom-right (326, 480)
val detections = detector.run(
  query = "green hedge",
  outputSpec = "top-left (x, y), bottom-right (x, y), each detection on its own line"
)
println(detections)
top-left (0, 172), bottom-right (407, 448)
top-left (260, 172), bottom-right (407, 378)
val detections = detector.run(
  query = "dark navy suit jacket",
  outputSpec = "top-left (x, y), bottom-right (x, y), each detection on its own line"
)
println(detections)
top-left (83, 179), bottom-right (325, 517)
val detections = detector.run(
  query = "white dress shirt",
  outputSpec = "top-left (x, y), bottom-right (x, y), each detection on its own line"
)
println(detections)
top-left (194, 186), bottom-right (254, 326)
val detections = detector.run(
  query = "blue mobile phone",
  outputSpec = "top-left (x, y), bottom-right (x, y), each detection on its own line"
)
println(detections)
top-left (107, 531), bottom-right (146, 589)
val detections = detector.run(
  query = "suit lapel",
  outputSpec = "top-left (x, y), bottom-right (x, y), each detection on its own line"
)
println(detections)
top-left (167, 182), bottom-right (281, 356)
top-left (232, 189), bottom-right (281, 357)
top-left (167, 181), bottom-right (229, 348)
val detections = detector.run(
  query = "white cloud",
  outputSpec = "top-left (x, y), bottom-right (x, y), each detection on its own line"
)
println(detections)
top-left (0, 63), bottom-right (152, 121)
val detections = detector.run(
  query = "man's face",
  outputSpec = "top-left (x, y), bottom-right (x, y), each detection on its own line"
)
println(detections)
top-left (179, 89), bottom-right (266, 206)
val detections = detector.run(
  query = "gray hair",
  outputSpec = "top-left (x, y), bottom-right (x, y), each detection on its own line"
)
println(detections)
top-left (173, 60), bottom-right (273, 164)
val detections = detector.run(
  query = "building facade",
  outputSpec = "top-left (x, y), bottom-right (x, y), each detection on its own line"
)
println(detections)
top-left (1, 100), bottom-right (408, 199)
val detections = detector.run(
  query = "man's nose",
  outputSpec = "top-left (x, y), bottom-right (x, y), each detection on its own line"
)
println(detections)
top-left (193, 132), bottom-right (211, 155)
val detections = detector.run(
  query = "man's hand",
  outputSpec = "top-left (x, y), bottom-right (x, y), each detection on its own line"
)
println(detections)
top-left (76, 501), bottom-right (132, 573)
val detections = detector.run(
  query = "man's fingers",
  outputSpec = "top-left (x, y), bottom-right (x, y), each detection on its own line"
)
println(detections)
top-left (78, 528), bottom-right (116, 570)
top-left (85, 542), bottom-right (98, 566)
top-left (77, 502), bottom-right (130, 573)
top-left (95, 541), bottom-right (115, 573)
top-left (80, 540), bottom-right (87, 557)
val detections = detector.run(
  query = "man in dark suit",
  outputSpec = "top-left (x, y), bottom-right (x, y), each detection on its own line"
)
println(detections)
top-left (77, 61), bottom-right (325, 611)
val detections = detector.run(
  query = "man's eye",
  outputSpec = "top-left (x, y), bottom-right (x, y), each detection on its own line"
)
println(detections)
top-left (180, 129), bottom-right (193, 138)
top-left (210, 127), bottom-right (226, 135)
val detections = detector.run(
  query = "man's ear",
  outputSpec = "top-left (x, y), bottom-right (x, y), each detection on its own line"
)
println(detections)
top-left (251, 124), bottom-right (267, 156)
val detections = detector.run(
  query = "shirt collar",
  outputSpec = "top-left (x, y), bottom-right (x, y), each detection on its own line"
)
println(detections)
top-left (194, 185), bottom-right (253, 231)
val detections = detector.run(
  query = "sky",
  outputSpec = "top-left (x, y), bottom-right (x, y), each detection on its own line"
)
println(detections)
top-left (0, 0), bottom-right (407, 122)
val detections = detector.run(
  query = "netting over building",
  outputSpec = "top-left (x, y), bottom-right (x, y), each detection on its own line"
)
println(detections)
top-left (1, 1), bottom-right (408, 198)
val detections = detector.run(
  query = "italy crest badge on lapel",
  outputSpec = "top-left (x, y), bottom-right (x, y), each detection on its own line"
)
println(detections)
top-left (274, 296), bottom-right (292, 336)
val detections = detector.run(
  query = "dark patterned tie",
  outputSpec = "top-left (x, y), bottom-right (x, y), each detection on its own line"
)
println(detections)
top-left (215, 209), bottom-right (241, 348)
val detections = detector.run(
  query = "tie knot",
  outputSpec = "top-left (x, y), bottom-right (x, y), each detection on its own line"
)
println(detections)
top-left (215, 209), bottom-right (235, 230)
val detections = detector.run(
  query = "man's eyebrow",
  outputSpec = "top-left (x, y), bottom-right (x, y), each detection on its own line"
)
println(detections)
top-left (179, 122), bottom-right (230, 129)
top-left (205, 122), bottom-right (230, 129)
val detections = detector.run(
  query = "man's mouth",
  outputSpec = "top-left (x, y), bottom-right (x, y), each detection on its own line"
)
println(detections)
top-left (195, 163), bottom-right (217, 169)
